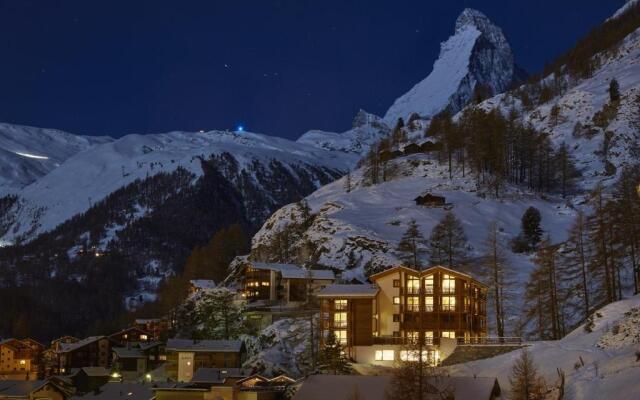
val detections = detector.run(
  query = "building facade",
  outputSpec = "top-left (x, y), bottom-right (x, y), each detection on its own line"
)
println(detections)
top-left (165, 339), bottom-right (246, 382)
top-left (0, 339), bottom-right (42, 380)
top-left (318, 265), bottom-right (488, 365)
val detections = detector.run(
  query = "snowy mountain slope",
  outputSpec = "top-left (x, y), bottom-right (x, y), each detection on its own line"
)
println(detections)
top-left (383, 9), bottom-right (523, 125)
top-left (476, 25), bottom-right (640, 191)
top-left (296, 110), bottom-right (390, 155)
top-left (0, 123), bottom-right (112, 196)
top-left (0, 129), bottom-right (354, 244)
top-left (611, 0), bottom-right (640, 20)
top-left (446, 295), bottom-right (640, 400)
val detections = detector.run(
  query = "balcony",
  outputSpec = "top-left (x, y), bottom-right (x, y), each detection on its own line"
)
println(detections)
top-left (457, 337), bottom-right (523, 345)
top-left (373, 336), bottom-right (439, 346)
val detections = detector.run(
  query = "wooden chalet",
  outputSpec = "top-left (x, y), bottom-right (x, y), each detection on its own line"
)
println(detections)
top-left (165, 339), bottom-right (246, 382)
top-left (414, 193), bottom-right (446, 207)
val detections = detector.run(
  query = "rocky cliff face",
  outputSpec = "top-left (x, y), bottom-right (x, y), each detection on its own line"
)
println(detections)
top-left (384, 8), bottom-right (524, 125)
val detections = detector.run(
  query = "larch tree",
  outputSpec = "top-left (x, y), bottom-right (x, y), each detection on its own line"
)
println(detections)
top-left (508, 349), bottom-right (546, 400)
top-left (558, 210), bottom-right (592, 321)
top-left (482, 221), bottom-right (508, 338)
top-left (397, 220), bottom-right (427, 269)
top-left (428, 212), bottom-right (468, 267)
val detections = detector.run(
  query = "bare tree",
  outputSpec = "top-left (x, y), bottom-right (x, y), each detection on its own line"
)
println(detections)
top-left (508, 349), bottom-right (546, 400)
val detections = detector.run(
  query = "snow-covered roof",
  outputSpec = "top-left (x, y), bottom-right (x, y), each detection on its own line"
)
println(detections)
top-left (74, 382), bottom-right (160, 399)
top-left (249, 262), bottom-right (334, 280)
top-left (189, 279), bottom-right (216, 289)
top-left (165, 339), bottom-right (244, 353)
top-left (0, 380), bottom-right (47, 397)
top-left (190, 368), bottom-right (252, 384)
top-left (57, 336), bottom-right (106, 353)
top-left (317, 284), bottom-right (379, 298)
top-left (112, 347), bottom-right (145, 359)
top-left (293, 375), bottom-right (499, 400)
top-left (280, 269), bottom-right (335, 280)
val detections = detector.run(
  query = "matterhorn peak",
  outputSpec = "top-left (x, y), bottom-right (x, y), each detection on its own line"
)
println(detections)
top-left (383, 8), bottom-right (522, 125)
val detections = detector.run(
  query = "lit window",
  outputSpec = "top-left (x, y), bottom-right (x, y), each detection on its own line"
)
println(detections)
top-left (442, 274), bottom-right (455, 294)
top-left (424, 275), bottom-right (434, 294)
top-left (425, 331), bottom-right (434, 344)
top-left (123, 334), bottom-right (128, 339)
top-left (442, 296), bottom-right (456, 311)
top-left (335, 299), bottom-right (348, 311)
top-left (393, 296), bottom-right (401, 305)
top-left (400, 350), bottom-right (429, 362)
top-left (441, 331), bottom-right (456, 338)
top-left (140, 334), bottom-right (148, 341)
top-left (19, 360), bottom-right (26, 365)
top-left (335, 330), bottom-right (348, 345)
top-left (407, 296), bottom-right (420, 311)
top-left (374, 350), bottom-right (395, 361)
top-left (406, 331), bottom-right (419, 343)
top-left (407, 276), bottom-right (420, 294)
top-left (425, 296), bottom-right (434, 312)
top-left (393, 279), bottom-right (400, 287)
top-left (334, 312), bottom-right (347, 328)
top-left (261, 281), bottom-right (270, 286)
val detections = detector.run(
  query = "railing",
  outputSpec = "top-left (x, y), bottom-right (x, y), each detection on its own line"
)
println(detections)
top-left (374, 336), bottom-right (439, 346)
top-left (457, 337), bottom-right (523, 346)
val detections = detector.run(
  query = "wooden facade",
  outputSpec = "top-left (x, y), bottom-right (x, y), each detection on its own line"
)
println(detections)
top-left (319, 266), bottom-right (488, 362)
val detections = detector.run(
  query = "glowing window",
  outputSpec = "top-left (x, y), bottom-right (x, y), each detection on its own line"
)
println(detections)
top-left (335, 330), bottom-right (347, 345)
top-left (424, 275), bottom-right (434, 294)
top-left (405, 331), bottom-right (419, 343)
top-left (442, 274), bottom-right (455, 294)
top-left (442, 296), bottom-right (456, 311)
top-left (374, 350), bottom-right (395, 361)
top-left (335, 299), bottom-right (348, 311)
top-left (140, 334), bottom-right (148, 341)
top-left (261, 281), bottom-right (270, 286)
top-left (407, 276), bottom-right (420, 294)
top-left (407, 296), bottom-right (420, 311)
top-left (425, 296), bottom-right (434, 312)
top-left (441, 331), bottom-right (456, 338)
top-left (334, 312), bottom-right (347, 328)
top-left (393, 296), bottom-right (401, 305)
top-left (399, 350), bottom-right (429, 362)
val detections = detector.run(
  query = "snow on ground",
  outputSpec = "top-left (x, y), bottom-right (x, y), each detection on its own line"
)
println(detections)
top-left (0, 122), bottom-right (111, 196)
top-left (446, 295), bottom-right (640, 400)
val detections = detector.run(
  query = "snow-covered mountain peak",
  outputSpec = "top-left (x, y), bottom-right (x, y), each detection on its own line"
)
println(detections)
top-left (455, 8), bottom-right (509, 50)
top-left (351, 109), bottom-right (384, 129)
top-left (384, 8), bottom-right (521, 125)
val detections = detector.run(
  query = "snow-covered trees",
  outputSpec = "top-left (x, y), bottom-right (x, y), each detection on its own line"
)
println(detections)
top-left (428, 212), bottom-right (468, 267)
top-left (176, 288), bottom-right (245, 340)
top-left (508, 349), bottom-right (546, 400)
top-left (318, 331), bottom-right (351, 375)
top-left (397, 220), bottom-right (427, 269)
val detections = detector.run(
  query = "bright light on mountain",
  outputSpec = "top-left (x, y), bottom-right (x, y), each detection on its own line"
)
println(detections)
top-left (13, 151), bottom-right (50, 160)
top-left (236, 125), bottom-right (244, 132)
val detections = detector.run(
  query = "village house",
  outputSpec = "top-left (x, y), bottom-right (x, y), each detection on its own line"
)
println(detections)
top-left (0, 339), bottom-right (43, 380)
top-left (0, 379), bottom-right (70, 400)
top-left (67, 367), bottom-right (111, 395)
top-left (111, 341), bottom-right (163, 381)
top-left (165, 339), bottom-right (246, 382)
top-left (241, 262), bottom-right (335, 306)
top-left (318, 265), bottom-right (488, 365)
top-left (414, 193), bottom-right (446, 207)
top-left (133, 318), bottom-right (173, 341)
top-left (153, 368), bottom-right (294, 400)
top-left (108, 327), bottom-right (152, 346)
top-left (188, 279), bottom-right (217, 296)
top-left (43, 337), bottom-right (79, 377)
top-left (292, 375), bottom-right (501, 400)
top-left (56, 337), bottom-right (111, 374)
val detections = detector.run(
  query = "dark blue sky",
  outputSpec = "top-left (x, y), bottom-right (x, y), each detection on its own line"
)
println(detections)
top-left (0, 0), bottom-right (627, 139)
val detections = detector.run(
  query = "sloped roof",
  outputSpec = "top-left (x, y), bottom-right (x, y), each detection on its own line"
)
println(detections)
top-left (70, 367), bottom-right (111, 377)
top-left (0, 380), bottom-right (46, 397)
top-left (190, 368), bottom-right (252, 384)
top-left (189, 279), bottom-right (216, 289)
top-left (70, 382), bottom-right (158, 399)
top-left (317, 284), bottom-right (379, 298)
top-left (58, 336), bottom-right (106, 353)
top-left (112, 347), bottom-right (145, 359)
top-left (249, 262), bottom-right (302, 273)
top-left (166, 339), bottom-right (244, 353)
top-left (292, 375), bottom-right (500, 400)
top-left (280, 269), bottom-right (335, 280)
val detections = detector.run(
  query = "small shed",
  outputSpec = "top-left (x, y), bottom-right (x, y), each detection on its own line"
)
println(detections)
top-left (402, 143), bottom-right (421, 155)
top-left (414, 193), bottom-right (446, 207)
top-left (420, 141), bottom-right (443, 152)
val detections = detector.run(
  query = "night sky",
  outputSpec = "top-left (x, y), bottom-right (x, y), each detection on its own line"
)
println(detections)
top-left (0, 0), bottom-right (627, 140)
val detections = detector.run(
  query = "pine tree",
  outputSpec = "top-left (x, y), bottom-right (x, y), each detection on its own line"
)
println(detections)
top-left (428, 212), bottom-right (468, 267)
top-left (508, 349), bottom-right (546, 400)
top-left (197, 288), bottom-right (245, 340)
top-left (319, 331), bottom-right (352, 375)
top-left (521, 207), bottom-right (543, 250)
top-left (609, 79), bottom-right (620, 103)
top-left (397, 220), bottom-right (427, 269)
